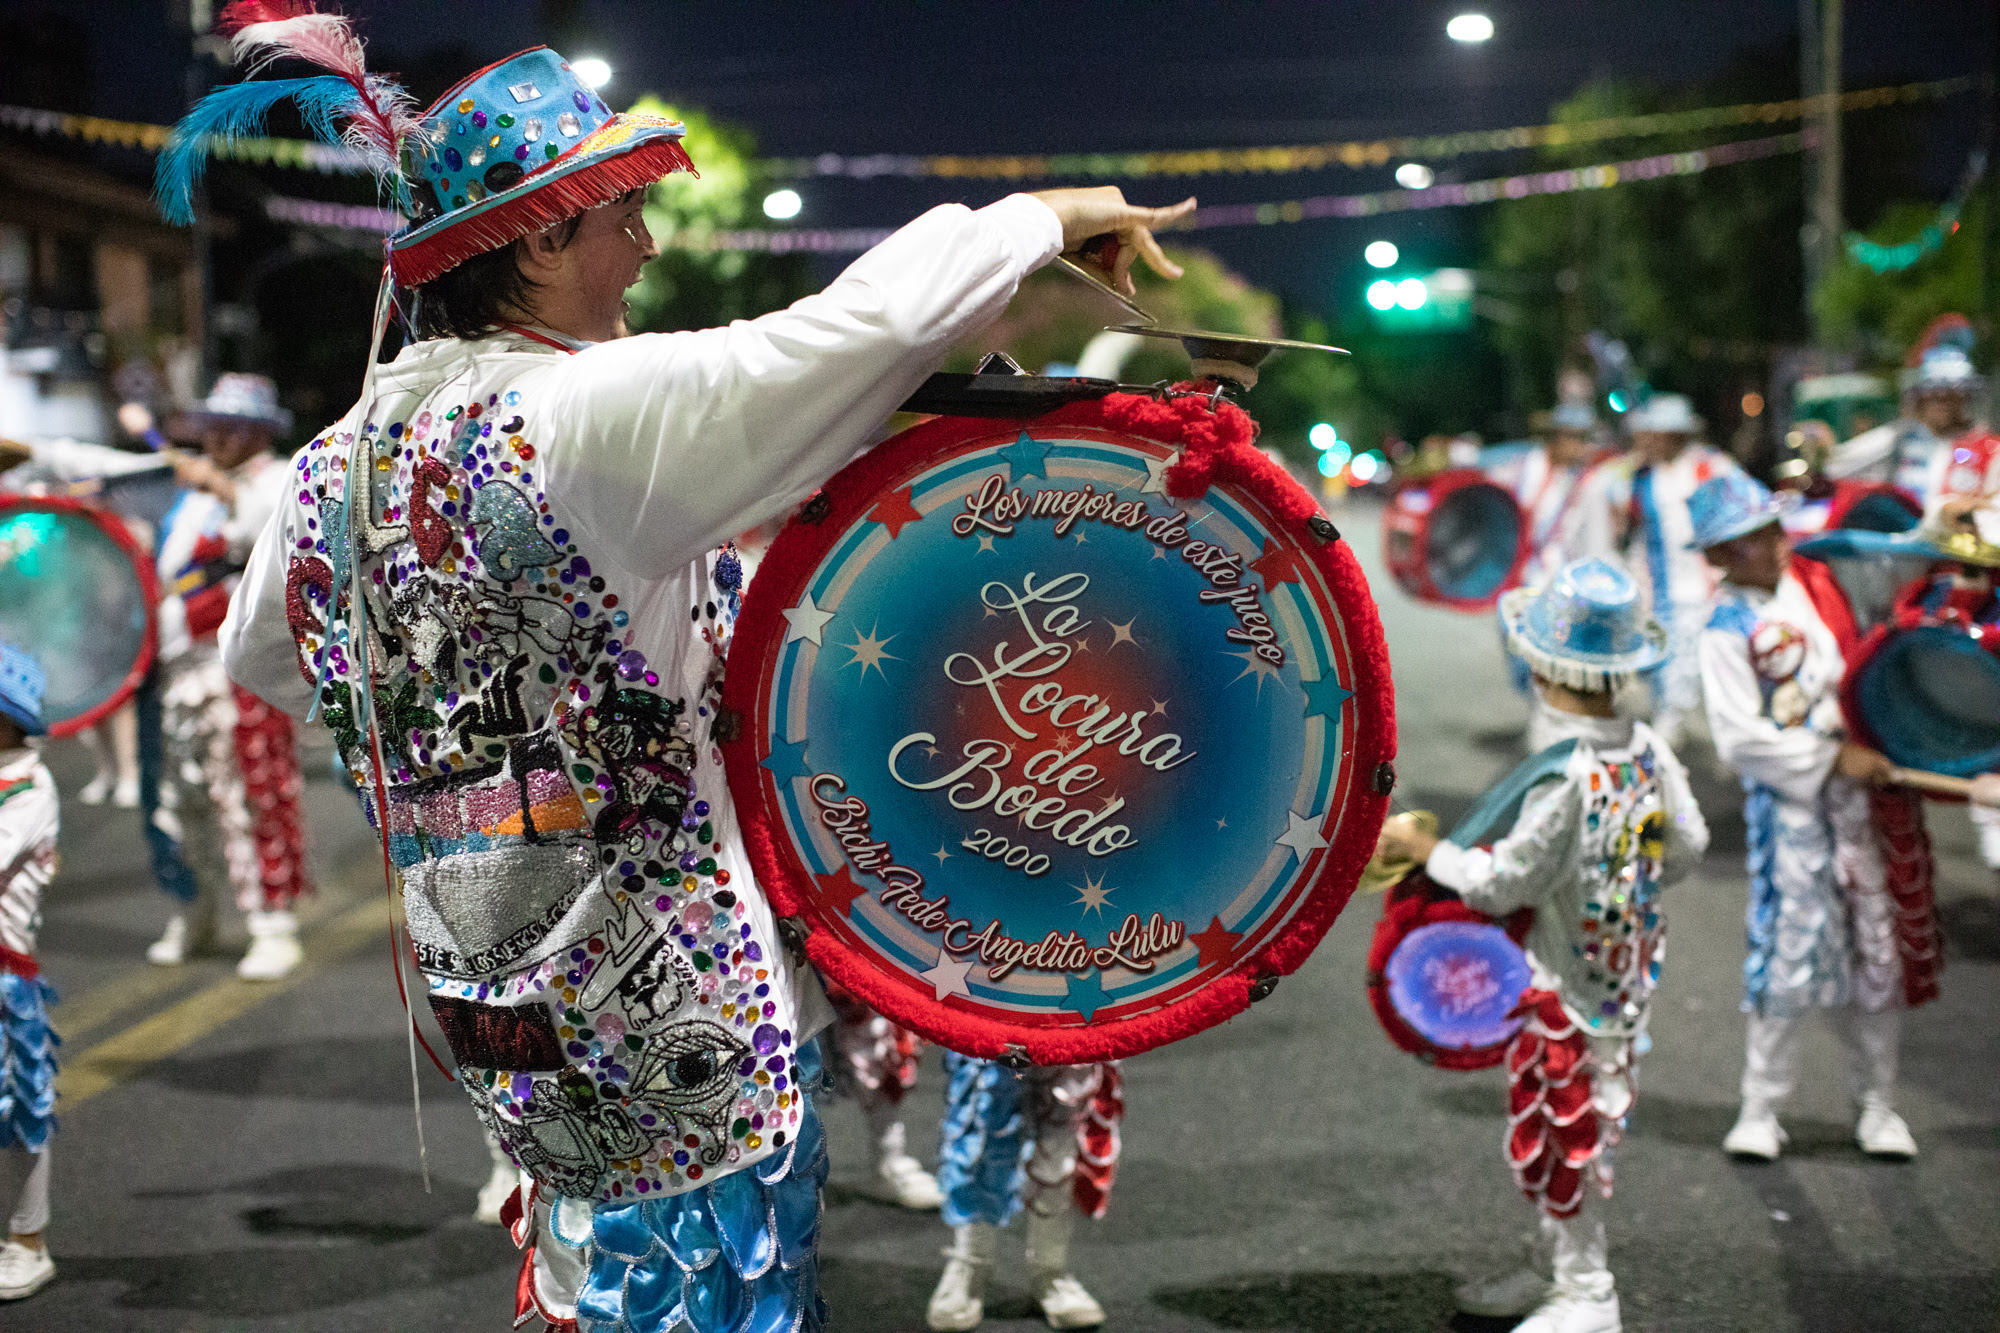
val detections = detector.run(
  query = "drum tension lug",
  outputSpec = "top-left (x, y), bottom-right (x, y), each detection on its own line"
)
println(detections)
top-left (709, 708), bottom-right (741, 743)
top-left (776, 915), bottom-right (811, 967)
top-left (998, 1044), bottom-right (1035, 1071)
top-left (1248, 972), bottom-right (1280, 1003)
top-left (799, 492), bottom-right (831, 525)
top-left (1371, 761), bottom-right (1397, 795)
top-left (1307, 514), bottom-right (1341, 545)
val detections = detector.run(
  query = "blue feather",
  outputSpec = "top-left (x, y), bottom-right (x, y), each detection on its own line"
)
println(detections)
top-left (155, 75), bottom-right (367, 224)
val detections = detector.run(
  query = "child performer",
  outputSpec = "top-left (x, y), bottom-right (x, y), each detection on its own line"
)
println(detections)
top-left (0, 644), bottom-right (61, 1300)
top-left (1376, 558), bottom-right (1709, 1333)
top-left (1690, 473), bottom-right (1918, 1161)
top-left (826, 984), bottom-right (944, 1209)
top-left (926, 1056), bottom-right (1122, 1331)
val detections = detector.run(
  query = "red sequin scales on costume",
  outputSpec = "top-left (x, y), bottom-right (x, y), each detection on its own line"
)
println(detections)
top-left (231, 684), bottom-right (313, 909)
top-left (1505, 989), bottom-right (1614, 1219)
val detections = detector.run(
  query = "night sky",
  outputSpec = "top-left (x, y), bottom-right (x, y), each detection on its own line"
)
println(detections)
top-left (7, 0), bottom-right (1995, 312)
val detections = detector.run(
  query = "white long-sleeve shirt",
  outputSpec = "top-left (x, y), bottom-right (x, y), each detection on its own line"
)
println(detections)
top-left (1698, 573), bottom-right (1847, 806)
top-left (1570, 443), bottom-right (1740, 630)
top-left (219, 194), bottom-right (1062, 1207)
top-left (0, 747), bottom-right (58, 959)
top-left (1424, 714), bottom-right (1708, 1036)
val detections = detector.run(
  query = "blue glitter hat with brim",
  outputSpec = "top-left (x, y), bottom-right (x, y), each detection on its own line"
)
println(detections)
top-left (390, 46), bottom-right (694, 287)
top-left (0, 642), bottom-right (46, 737)
top-left (1498, 558), bottom-right (1668, 690)
top-left (1686, 472), bottom-right (1794, 550)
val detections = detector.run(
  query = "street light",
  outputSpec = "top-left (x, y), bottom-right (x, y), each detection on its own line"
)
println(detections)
top-left (571, 57), bottom-right (612, 89)
top-left (1447, 13), bottom-right (1494, 42)
top-left (1309, 422), bottom-right (1338, 449)
top-left (762, 189), bottom-right (803, 220)
top-left (1364, 240), bottom-right (1399, 269)
top-left (1394, 277), bottom-right (1429, 310)
top-left (1394, 163), bottom-right (1435, 190)
top-left (1365, 279), bottom-right (1399, 311)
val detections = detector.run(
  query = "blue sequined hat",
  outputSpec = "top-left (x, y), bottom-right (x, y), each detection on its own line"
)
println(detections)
top-left (390, 47), bottom-right (694, 287)
top-left (1498, 558), bottom-right (1668, 689)
top-left (1686, 471), bottom-right (1794, 550)
top-left (0, 641), bottom-right (46, 736)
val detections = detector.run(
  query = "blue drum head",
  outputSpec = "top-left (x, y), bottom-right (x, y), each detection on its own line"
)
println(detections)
top-left (1856, 626), bottom-right (2000, 777)
top-left (1385, 920), bottom-right (1532, 1052)
top-left (1428, 484), bottom-right (1521, 602)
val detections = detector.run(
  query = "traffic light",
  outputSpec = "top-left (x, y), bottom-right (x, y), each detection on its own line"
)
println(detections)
top-left (1363, 268), bottom-right (1473, 331)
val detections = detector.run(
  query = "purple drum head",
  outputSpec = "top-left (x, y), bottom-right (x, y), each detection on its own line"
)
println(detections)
top-left (1385, 920), bottom-right (1532, 1052)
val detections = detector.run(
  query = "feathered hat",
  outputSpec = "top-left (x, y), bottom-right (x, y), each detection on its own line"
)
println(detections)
top-left (1902, 313), bottom-right (1986, 396)
top-left (155, 1), bottom-right (696, 287)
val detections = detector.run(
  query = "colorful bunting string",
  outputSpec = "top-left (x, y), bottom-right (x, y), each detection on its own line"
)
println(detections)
top-left (1843, 147), bottom-right (1987, 274)
top-left (763, 78), bottom-right (1970, 181)
top-left (661, 131), bottom-right (1810, 255)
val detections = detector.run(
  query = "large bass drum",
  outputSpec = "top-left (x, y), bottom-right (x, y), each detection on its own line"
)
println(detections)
top-left (0, 496), bottom-right (158, 736)
top-left (1382, 468), bottom-right (1527, 611)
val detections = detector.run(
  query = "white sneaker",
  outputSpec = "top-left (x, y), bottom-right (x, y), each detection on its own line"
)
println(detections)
top-left (147, 913), bottom-right (194, 966)
top-left (0, 1241), bottom-right (54, 1300)
top-left (111, 775), bottom-right (140, 809)
top-left (77, 771), bottom-right (113, 806)
top-left (1723, 1107), bottom-right (1786, 1160)
top-left (1457, 1266), bottom-right (1551, 1317)
top-left (1032, 1271), bottom-right (1107, 1329)
top-left (879, 1151), bottom-right (944, 1210)
top-left (237, 910), bottom-right (302, 981)
top-left (1857, 1105), bottom-right (1917, 1159)
top-left (927, 1225), bottom-right (995, 1332)
top-left (1512, 1287), bottom-right (1621, 1333)
top-left (475, 1159), bottom-right (518, 1225)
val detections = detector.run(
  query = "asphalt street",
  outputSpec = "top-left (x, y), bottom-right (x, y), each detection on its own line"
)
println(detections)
top-left (16, 495), bottom-right (1999, 1332)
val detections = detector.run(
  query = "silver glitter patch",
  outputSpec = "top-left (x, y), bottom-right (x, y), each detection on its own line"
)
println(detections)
top-left (403, 843), bottom-right (599, 979)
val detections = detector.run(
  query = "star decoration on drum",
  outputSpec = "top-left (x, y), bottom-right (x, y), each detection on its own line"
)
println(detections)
top-left (721, 393), bottom-right (1394, 1061)
top-left (0, 496), bottom-right (158, 737)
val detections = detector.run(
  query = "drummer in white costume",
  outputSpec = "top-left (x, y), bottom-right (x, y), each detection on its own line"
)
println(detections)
top-left (1690, 473), bottom-right (1919, 1163)
top-left (1378, 558), bottom-right (1708, 1333)
top-left (1571, 394), bottom-right (1741, 749)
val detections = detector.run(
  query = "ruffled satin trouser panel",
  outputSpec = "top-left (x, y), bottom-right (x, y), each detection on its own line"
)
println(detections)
top-left (936, 1054), bottom-right (1123, 1228)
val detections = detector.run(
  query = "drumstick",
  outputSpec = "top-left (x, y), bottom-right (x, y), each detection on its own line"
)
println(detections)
top-left (1886, 766), bottom-right (1976, 798)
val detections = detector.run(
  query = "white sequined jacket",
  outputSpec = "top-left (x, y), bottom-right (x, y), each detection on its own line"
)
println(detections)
top-left (1425, 714), bottom-right (1709, 1037)
top-left (220, 194), bottom-right (1063, 1204)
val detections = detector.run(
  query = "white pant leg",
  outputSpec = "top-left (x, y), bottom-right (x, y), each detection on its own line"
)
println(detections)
top-left (3, 1146), bottom-right (49, 1235)
top-left (1971, 802), bottom-right (2000, 870)
top-left (162, 658), bottom-right (259, 913)
top-left (1549, 1211), bottom-right (1613, 1300)
top-left (1826, 776), bottom-right (1903, 1013)
top-left (1832, 1005), bottom-right (1902, 1114)
top-left (1742, 1011), bottom-right (1803, 1112)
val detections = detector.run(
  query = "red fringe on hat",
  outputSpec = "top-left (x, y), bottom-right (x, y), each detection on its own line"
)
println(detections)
top-left (721, 389), bottom-right (1397, 1065)
top-left (391, 138), bottom-right (696, 287)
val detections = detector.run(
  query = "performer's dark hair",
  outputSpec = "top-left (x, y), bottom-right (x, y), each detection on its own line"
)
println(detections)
top-left (412, 215), bottom-right (585, 341)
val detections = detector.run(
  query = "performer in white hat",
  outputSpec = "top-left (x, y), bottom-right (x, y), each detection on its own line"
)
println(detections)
top-left (1570, 393), bottom-right (1741, 749)
top-left (1690, 473), bottom-right (1919, 1164)
top-left (181, 5), bottom-right (1191, 1326)
top-left (148, 371), bottom-right (314, 979)
top-left (1378, 557), bottom-right (1708, 1333)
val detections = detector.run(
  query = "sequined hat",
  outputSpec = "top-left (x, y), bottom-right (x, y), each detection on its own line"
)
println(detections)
top-left (155, 5), bottom-right (694, 288)
top-left (1624, 393), bottom-right (1699, 434)
top-left (0, 641), bottom-right (46, 737)
top-left (186, 372), bottom-right (293, 433)
top-left (1498, 558), bottom-right (1668, 690)
top-left (389, 47), bottom-right (693, 287)
top-left (1687, 471), bottom-right (1794, 550)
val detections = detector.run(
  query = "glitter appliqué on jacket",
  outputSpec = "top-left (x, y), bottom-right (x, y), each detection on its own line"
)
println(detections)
top-left (280, 391), bottom-right (798, 1205)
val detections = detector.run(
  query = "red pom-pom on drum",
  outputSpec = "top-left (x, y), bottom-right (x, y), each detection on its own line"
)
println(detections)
top-left (1381, 468), bottom-right (1528, 612)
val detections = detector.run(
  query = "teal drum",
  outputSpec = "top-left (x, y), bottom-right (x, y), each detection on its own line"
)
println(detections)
top-left (0, 497), bottom-right (158, 737)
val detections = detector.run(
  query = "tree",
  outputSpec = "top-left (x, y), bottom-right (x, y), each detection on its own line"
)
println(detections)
top-left (619, 98), bottom-right (815, 334)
